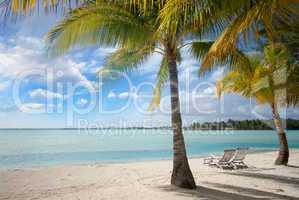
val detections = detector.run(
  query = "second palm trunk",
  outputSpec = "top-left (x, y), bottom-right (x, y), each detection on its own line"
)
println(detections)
top-left (271, 103), bottom-right (289, 165)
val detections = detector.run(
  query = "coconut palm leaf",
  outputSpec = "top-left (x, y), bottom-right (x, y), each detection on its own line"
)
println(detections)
top-left (275, 19), bottom-right (299, 61)
top-left (0, 0), bottom-right (74, 16)
top-left (148, 56), bottom-right (168, 111)
top-left (201, 46), bottom-right (251, 73)
top-left (219, 43), bottom-right (299, 108)
top-left (252, 43), bottom-right (299, 106)
top-left (189, 41), bottom-right (214, 61)
top-left (287, 63), bottom-right (299, 106)
top-left (99, 44), bottom-right (154, 77)
top-left (158, 0), bottom-right (231, 39)
top-left (1, 0), bottom-right (115, 16)
top-left (201, 0), bottom-right (299, 72)
top-left (217, 63), bottom-right (256, 99)
top-left (46, 3), bottom-right (154, 56)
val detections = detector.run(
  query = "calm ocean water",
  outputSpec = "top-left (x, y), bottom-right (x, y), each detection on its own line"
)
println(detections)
top-left (0, 129), bottom-right (299, 168)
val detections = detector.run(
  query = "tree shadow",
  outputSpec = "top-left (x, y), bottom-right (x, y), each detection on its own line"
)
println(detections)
top-left (244, 167), bottom-right (276, 171)
top-left (158, 183), bottom-right (298, 200)
top-left (287, 164), bottom-right (299, 169)
top-left (224, 171), bottom-right (299, 187)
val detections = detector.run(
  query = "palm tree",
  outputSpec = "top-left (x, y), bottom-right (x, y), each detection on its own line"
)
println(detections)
top-left (217, 43), bottom-right (299, 165)
top-left (44, 0), bottom-right (225, 189)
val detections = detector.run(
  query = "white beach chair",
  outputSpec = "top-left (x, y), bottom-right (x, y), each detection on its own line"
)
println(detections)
top-left (207, 149), bottom-right (236, 169)
top-left (203, 153), bottom-right (219, 164)
top-left (231, 148), bottom-right (249, 169)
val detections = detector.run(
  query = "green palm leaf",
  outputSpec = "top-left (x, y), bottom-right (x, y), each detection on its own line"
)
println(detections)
top-left (201, 0), bottom-right (299, 72)
top-left (46, 3), bottom-right (153, 56)
top-left (99, 44), bottom-right (154, 77)
top-left (148, 56), bottom-right (168, 111)
top-left (219, 43), bottom-right (299, 108)
top-left (189, 41), bottom-right (214, 61)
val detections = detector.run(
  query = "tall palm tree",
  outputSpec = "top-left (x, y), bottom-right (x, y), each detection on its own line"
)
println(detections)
top-left (45, 0), bottom-right (223, 189)
top-left (217, 43), bottom-right (299, 165)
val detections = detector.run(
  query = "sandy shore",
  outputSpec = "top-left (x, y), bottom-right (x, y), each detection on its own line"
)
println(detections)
top-left (1, 150), bottom-right (299, 200)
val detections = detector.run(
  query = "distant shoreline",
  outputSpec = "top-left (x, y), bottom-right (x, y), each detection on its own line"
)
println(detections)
top-left (1, 118), bottom-right (298, 130)
top-left (0, 128), bottom-right (298, 130)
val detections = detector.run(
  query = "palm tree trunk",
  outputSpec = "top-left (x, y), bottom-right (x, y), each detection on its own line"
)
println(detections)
top-left (166, 44), bottom-right (196, 189)
top-left (271, 103), bottom-right (289, 165)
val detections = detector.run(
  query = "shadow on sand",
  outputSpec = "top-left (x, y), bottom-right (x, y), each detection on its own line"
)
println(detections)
top-left (158, 183), bottom-right (299, 200)
top-left (287, 165), bottom-right (299, 169)
top-left (225, 171), bottom-right (299, 188)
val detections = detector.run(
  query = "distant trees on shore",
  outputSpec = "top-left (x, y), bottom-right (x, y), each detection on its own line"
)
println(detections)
top-left (188, 119), bottom-right (299, 131)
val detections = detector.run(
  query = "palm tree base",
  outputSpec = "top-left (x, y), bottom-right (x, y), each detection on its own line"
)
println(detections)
top-left (171, 164), bottom-right (196, 189)
top-left (274, 151), bottom-right (289, 165)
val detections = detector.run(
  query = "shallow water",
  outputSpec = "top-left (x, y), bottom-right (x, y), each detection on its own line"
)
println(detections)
top-left (0, 129), bottom-right (298, 168)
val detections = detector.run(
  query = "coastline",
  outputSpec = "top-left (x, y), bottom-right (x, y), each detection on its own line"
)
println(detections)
top-left (1, 150), bottom-right (299, 200)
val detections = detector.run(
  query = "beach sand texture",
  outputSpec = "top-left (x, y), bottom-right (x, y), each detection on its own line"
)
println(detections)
top-left (1, 150), bottom-right (299, 200)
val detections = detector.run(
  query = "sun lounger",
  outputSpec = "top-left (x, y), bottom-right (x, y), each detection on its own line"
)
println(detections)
top-left (231, 148), bottom-right (249, 169)
top-left (203, 153), bottom-right (219, 164)
top-left (207, 149), bottom-right (236, 169)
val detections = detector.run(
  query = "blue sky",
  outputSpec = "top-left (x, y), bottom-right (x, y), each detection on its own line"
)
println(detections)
top-left (0, 13), bottom-right (298, 128)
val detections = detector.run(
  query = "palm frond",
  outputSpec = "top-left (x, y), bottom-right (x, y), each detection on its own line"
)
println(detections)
top-left (158, 0), bottom-right (231, 40)
top-left (99, 44), bottom-right (154, 77)
top-left (200, 46), bottom-right (251, 74)
top-left (189, 41), bottom-right (214, 61)
top-left (287, 63), bottom-right (299, 106)
top-left (201, 0), bottom-right (299, 72)
top-left (1, 0), bottom-right (130, 16)
top-left (148, 56), bottom-right (168, 111)
top-left (274, 17), bottom-right (299, 61)
top-left (252, 43), bottom-right (299, 106)
top-left (46, 3), bottom-right (153, 56)
top-left (0, 0), bottom-right (77, 17)
top-left (217, 70), bottom-right (253, 98)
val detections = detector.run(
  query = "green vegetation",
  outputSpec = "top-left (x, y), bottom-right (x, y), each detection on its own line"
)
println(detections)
top-left (189, 119), bottom-right (299, 131)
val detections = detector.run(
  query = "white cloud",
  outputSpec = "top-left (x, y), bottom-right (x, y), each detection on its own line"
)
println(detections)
top-left (238, 105), bottom-right (248, 113)
top-left (20, 103), bottom-right (44, 112)
top-left (0, 81), bottom-right (10, 92)
top-left (19, 103), bottom-right (54, 113)
top-left (93, 47), bottom-right (117, 57)
top-left (0, 36), bottom-right (93, 94)
top-left (131, 92), bottom-right (138, 99)
top-left (108, 91), bottom-right (117, 98)
top-left (152, 88), bottom-right (219, 116)
top-left (136, 53), bottom-right (162, 76)
top-left (119, 92), bottom-right (129, 99)
top-left (77, 98), bottom-right (88, 105)
top-left (202, 86), bottom-right (216, 95)
top-left (210, 67), bottom-right (225, 82)
top-left (15, 36), bottom-right (44, 49)
top-left (29, 89), bottom-right (63, 99)
top-left (108, 91), bottom-right (138, 99)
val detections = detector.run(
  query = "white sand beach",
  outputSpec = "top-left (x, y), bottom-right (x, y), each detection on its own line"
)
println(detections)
top-left (1, 150), bottom-right (299, 200)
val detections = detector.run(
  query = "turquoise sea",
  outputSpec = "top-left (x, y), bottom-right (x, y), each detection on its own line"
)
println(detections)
top-left (0, 129), bottom-right (299, 168)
